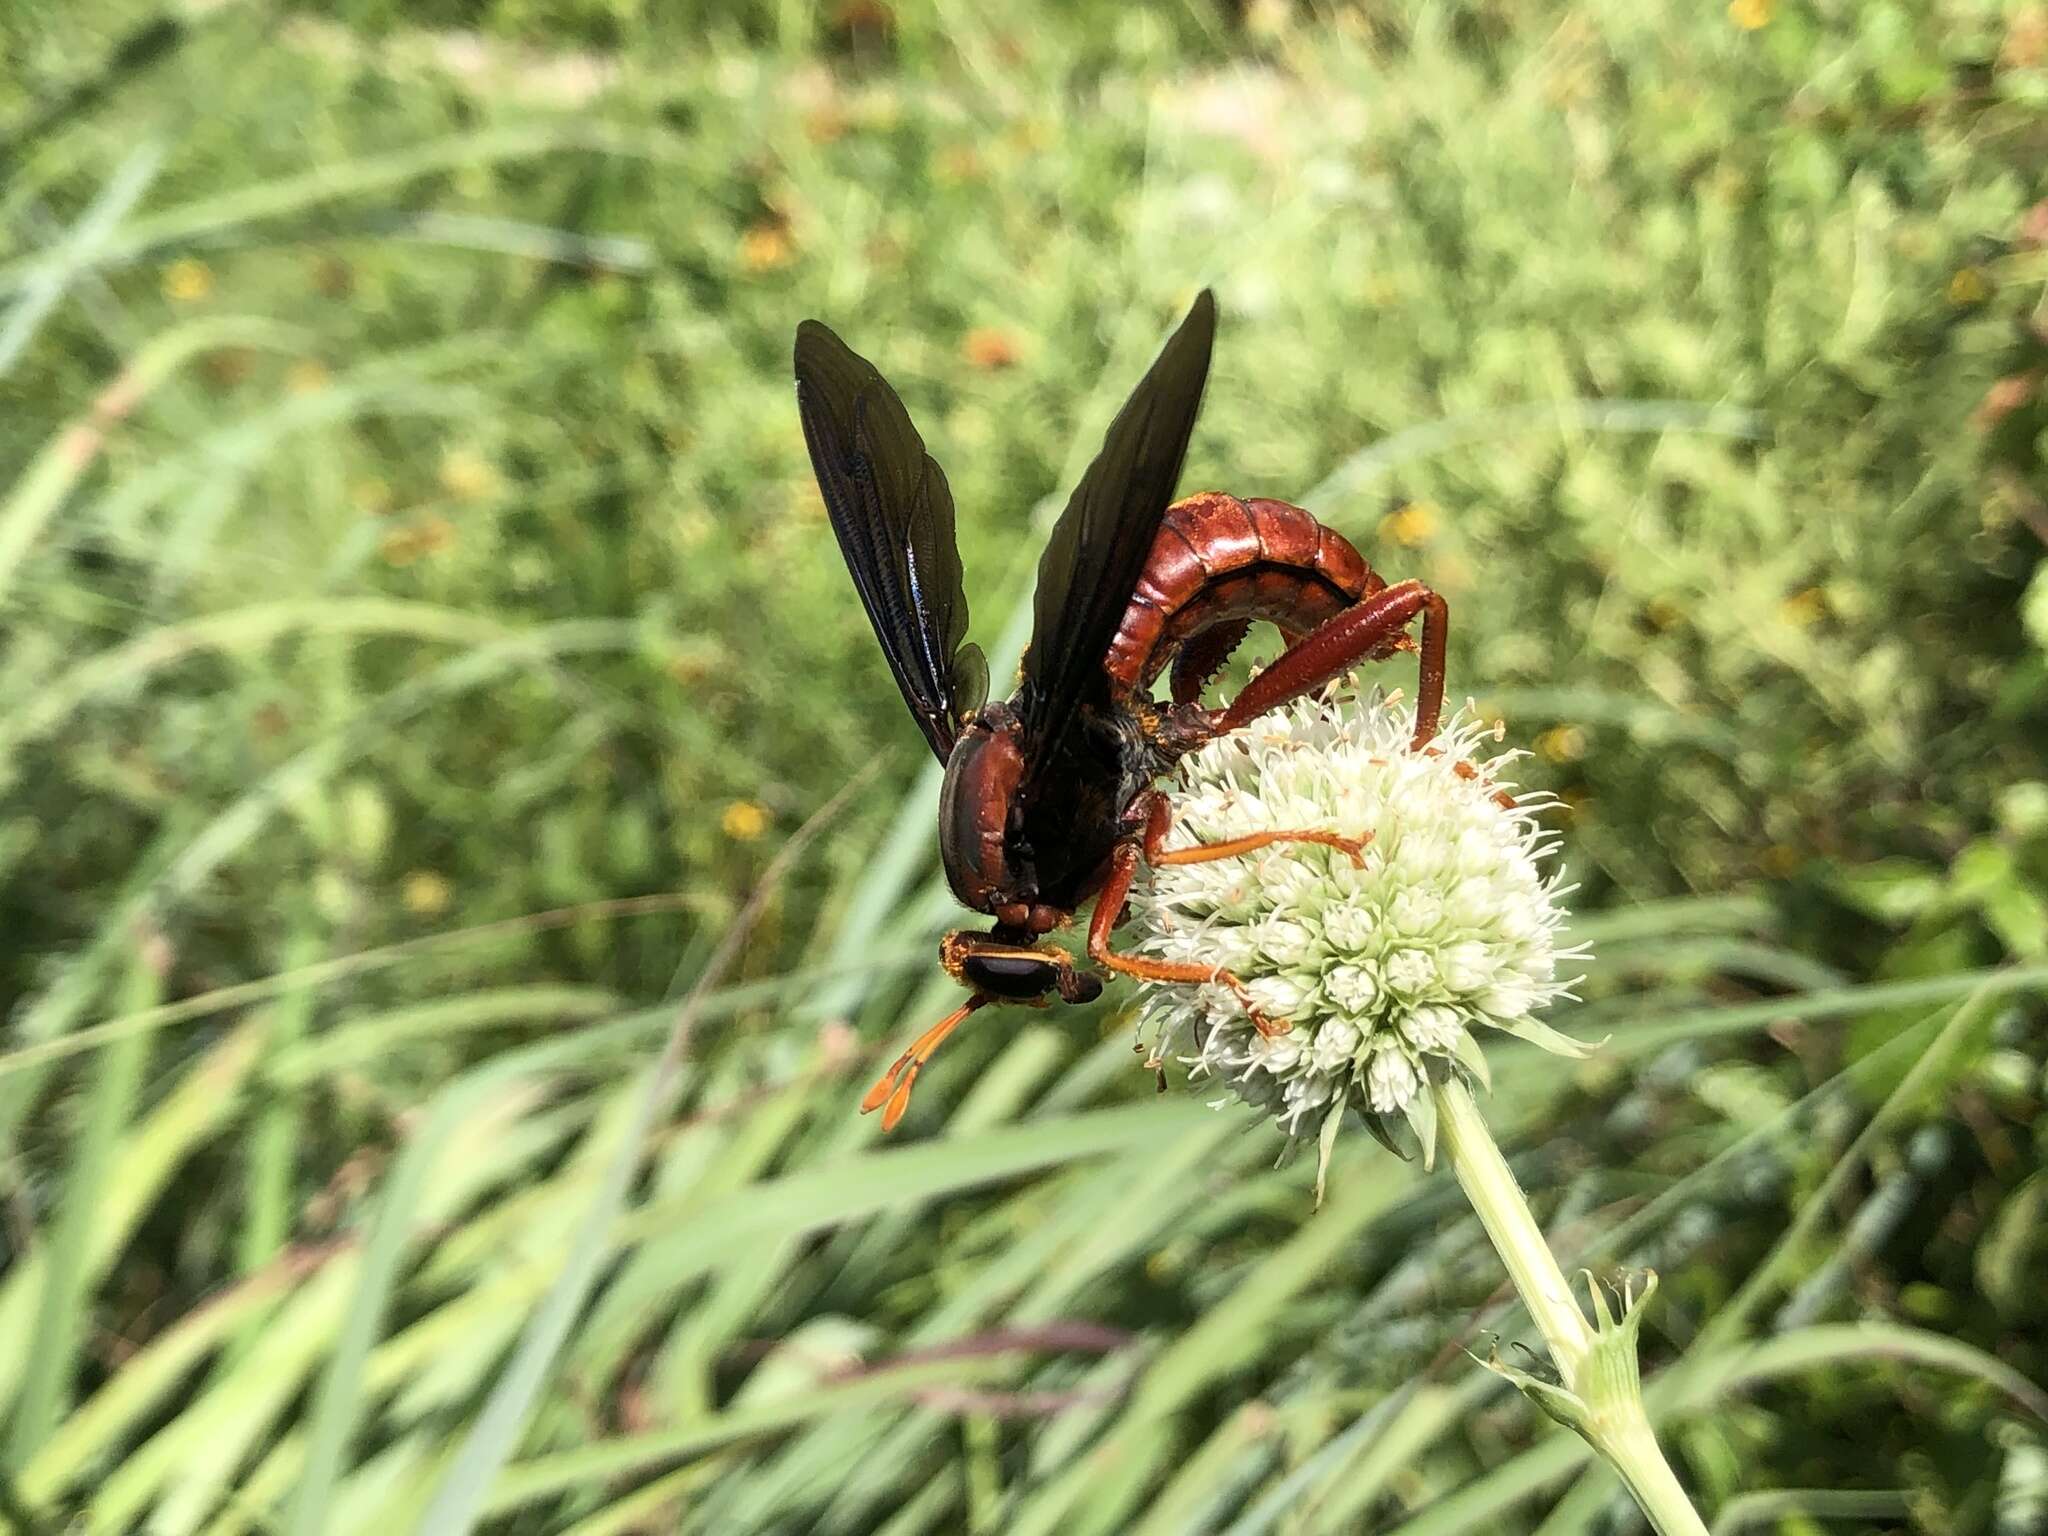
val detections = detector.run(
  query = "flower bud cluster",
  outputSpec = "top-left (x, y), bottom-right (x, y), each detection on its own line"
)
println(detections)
top-left (1131, 689), bottom-right (1589, 1160)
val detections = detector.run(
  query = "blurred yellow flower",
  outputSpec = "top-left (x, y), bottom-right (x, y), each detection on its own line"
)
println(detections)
top-left (2000, 6), bottom-right (2048, 70)
top-left (1759, 845), bottom-right (1802, 878)
top-left (1947, 266), bottom-right (1990, 305)
top-left (1644, 595), bottom-right (1685, 631)
top-left (1244, 0), bottom-right (1292, 40)
top-left (722, 800), bottom-right (770, 841)
top-left (789, 481), bottom-right (828, 522)
top-left (1536, 724), bottom-right (1588, 763)
top-left (962, 326), bottom-right (1021, 370)
top-left (1382, 501), bottom-right (1439, 547)
top-left (286, 360), bottom-right (331, 395)
top-left (802, 103), bottom-right (849, 144)
top-left (380, 516), bottom-right (457, 567)
top-left (438, 447), bottom-right (499, 501)
top-left (352, 478), bottom-right (394, 516)
top-left (1728, 0), bottom-right (1773, 29)
top-left (933, 144), bottom-right (982, 183)
top-left (162, 258), bottom-right (214, 303)
top-left (1007, 117), bottom-right (1051, 155)
top-left (739, 221), bottom-right (796, 273)
top-left (668, 648), bottom-right (717, 686)
top-left (851, 86), bottom-right (902, 133)
top-left (310, 254), bottom-right (355, 298)
top-left (402, 870), bottom-right (453, 917)
top-left (1780, 586), bottom-right (1827, 628)
top-left (203, 347), bottom-right (255, 388)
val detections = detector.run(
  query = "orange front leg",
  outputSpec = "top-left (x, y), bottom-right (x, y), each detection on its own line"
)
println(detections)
top-left (1137, 789), bottom-right (1371, 868)
top-left (1086, 840), bottom-right (1288, 1036)
top-left (1152, 829), bottom-right (1371, 868)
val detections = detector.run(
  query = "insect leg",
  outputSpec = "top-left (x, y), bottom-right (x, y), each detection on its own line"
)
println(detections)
top-left (1152, 830), bottom-right (1371, 868)
top-left (861, 994), bottom-right (990, 1132)
top-left (1085, 840), bottom-right (1288, 1036)
top-left (1137, 788), bottom-right (1370, 868)
top-left (1212, 580), bottom-right (1448, 749)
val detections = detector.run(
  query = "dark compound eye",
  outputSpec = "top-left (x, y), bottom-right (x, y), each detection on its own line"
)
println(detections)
top-left (961, 953), bottom-right (1060, 1000)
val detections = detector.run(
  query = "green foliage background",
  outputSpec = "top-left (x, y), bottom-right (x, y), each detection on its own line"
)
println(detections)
top-left (1, 0), bottom-right (2046, 1530)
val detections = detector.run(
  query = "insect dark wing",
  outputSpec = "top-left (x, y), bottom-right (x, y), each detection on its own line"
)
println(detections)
top-left (1020, 290), bottom-right (1215, 761)
top-left (795, 320), bottom-right (984, 761)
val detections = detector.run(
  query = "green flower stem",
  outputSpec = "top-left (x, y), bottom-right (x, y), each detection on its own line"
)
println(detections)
top-left (1433, 1074), bottom-right (1593, 1379)
top-left (1432, 1074), bottom-right (1709, 1536)
top-left (1597, 1419), bottom-right (1713, 1536)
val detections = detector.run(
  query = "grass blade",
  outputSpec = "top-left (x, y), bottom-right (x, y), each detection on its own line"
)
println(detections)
top-left (410, 767), bottom-right (872, 1533)
top-left (0, 317), bottom-right (303, 608)
top-left (0, 140), bottom-right (163, 377)
top-left (2, 943), bottom-right (160, 1469)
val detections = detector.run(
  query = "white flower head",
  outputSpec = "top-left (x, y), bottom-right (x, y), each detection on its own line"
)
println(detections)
top-left (1133, 688), bottom-right (1591, 1189)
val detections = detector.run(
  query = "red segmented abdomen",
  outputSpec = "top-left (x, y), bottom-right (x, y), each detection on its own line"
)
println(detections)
top-left (1104, 491), bottom-right (1380, 699)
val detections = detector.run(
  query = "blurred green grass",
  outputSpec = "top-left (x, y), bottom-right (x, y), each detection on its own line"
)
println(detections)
top-left (1, 0), bottom-right (2046, 1531)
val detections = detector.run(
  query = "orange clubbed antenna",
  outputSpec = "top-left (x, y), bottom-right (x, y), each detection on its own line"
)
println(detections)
top-left (860, 995), bottom-right (990, 1132)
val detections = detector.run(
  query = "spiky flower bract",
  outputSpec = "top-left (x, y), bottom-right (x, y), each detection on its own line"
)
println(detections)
top-left (1131, 687), bottom-right (1591, 1185)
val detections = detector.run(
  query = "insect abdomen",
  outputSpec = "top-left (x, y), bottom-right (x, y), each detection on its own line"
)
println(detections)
top-left (1104, 492), bottom-right (1380, 700)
